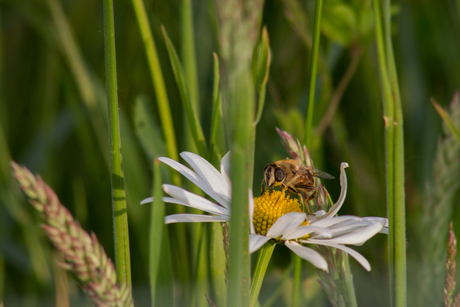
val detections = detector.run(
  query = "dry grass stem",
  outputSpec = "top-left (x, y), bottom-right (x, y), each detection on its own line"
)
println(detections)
top-left (11, 162), bottom-right (134, 307)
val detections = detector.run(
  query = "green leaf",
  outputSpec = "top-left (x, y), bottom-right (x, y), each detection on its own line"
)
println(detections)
top-left (161, 26), bottom-right (208, 157)
top-left (252, 26), bottom-right (271, 125)
top-left (150, 159), bottom-right (174, 306)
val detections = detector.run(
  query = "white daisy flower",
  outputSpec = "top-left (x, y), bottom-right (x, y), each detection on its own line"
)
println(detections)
top-left (249, 162), bottom-right (388, 271)
top-left (141, 152), bottom-right (388, 272)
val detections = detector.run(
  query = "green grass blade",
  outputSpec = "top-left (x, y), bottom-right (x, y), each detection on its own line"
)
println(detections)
top-left (373, 0), bottom-right (406, 305)
top-left (130, 0), bottom-right (180, 184)
top-left (252, 27), bottom-right (271, 125)
top-left (210, 53), bottom-right (224, 165)
top-left (432, 98), bottom-right (460, 146)
top-left (291, 256), bottom-right (302, 307)
top-left (181, 0), bottom-right (200, 110)
top-left (250, 242), bottom-right (275, 307)
top-left (150, 159), bottom-right (166, 306)
top-left (304, 0), bottom-right (324, 147)
top-left (103, 0), bottom-right (131, 289)
top-left (383, 0), bottom-right (406, 305)
top-left (162, 26), bottom-right (208, 157)
top-left (210, 222), bottom-right (228, 307)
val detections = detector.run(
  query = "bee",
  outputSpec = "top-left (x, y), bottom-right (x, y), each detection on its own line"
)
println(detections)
top-left (262, 159), bottom-right (334, 213)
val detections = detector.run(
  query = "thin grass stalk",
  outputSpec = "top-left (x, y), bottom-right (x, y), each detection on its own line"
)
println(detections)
top-left (130, 0), bottom-right (180, 185)
top-left (383, 0), bottom-right (406, 304)
top-left (52, 252), bottom-right (70, 307)
top-left (296, 0), bottom-right (323, 304)
top-left (304, 0), bottom-right (324, 147)
top-left (181, 0), bottom-right (199, 110)
top-left (130, 1), bottom-right (192, 299)
top-left (161, 27), bottom-right (208, 156)
top-left (372, 0), bottom-right (401, 305)
top-left (210, 53), bottom-right (223, 164)
top-left (150, 160), bottom-right (165, 306)
top-left (250, 242), bottom-right (276, 307)
top-left (103, 0), bottom-right (131, 289)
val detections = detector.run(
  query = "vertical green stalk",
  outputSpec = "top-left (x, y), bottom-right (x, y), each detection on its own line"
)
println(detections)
top-left (228, 67), bottom-right (254, 307)
top-left (297, 0), bottom-right (323, 304)
top-left (384, 0), bottom-right (406, 304)
top-left (304, 0), bottom-right (324, 147)
top-left (103, 0), bottom-right (131, 289)
top-left (130, 0), bottom-right (180, 184)
top-left (150, 160), bottom-right (165, 306)
top-left (250, 243), bottom-right (276, 307)
top-left (291, 256), bottom-right (302, 307)
top-left (373, 0), bottom-right (406, 305)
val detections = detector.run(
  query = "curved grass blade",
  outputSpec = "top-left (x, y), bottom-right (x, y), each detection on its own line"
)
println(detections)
top-left (252, 26), bottom-right (271, 125)
top-left (162, 26), bottom-right (208, 157)
top-left (103, 0), bottom-right (131, 289)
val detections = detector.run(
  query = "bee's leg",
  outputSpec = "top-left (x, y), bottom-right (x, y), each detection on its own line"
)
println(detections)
top-left (261, 181), bottom-right (266, 195)
top-left (300, 194), bottom-right (312, 215)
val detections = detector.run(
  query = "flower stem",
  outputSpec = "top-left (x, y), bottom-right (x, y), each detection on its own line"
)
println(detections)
top-left (103, 0), bottom-right (132, 289)
top-left (291, 255), bottom-right (302, 307)
top-left (250, 242), bottom-right (276, 307)
top-left (304, 0), bottom-right (323, 147)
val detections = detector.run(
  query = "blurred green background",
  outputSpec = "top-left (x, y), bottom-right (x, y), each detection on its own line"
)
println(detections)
top-left (1, 0), bottom-right (459, 306)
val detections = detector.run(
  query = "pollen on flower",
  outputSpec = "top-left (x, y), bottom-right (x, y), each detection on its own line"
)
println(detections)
top-left (253, 190), bottom-right (308, 235)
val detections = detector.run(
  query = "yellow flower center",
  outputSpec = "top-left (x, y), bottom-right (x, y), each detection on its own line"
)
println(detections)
top-left (253, 191), bottom-right (309, 236)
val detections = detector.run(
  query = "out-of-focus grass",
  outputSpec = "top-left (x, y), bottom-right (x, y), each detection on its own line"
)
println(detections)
top-left (1, 0), bottom-right (459, 305)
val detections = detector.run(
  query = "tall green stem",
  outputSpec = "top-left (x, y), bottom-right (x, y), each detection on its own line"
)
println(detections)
top-left (103, 0), bottom-right (131, 289)
top-left (304, 0), bottom-right (324, 147)
top-left (373, 0), bottom-right (406, 305)
top-left (250, 243), bottom-right (276, 307)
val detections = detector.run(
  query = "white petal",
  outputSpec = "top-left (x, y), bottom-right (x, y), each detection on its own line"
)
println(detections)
top-left (221, 151), bottom-right (232, 187)
top-left (159, 157), bottom-right (230, 209)
top-left (163, 184), bottom-right (230, 216)
top-left (307, 219), bottom-right (384, 245)
top-left (181, 152), bottom-right (232, 200)
top-left (316, 162), bottom-right (349, 221)
top-left (165, 214), bottom-right (228, 224)
top-left (140, 197), bottom-right (153, 205)
top-left (282, 226), bottom-right (333, 240)
top-left (302, 241), bottom-right (371, 271)
top-left (249, 190), bottom-right (256, 235)
top-left (266, 212), bottom-right (306, 238)
top-left (311, 215), bottom-right (360, 228)
top-left (285, 241), bottom-right (328, 271)
top-left (249, 234), bottom-right (271, 253)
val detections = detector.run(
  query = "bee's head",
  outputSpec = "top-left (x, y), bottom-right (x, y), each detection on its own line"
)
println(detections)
top-left (263, 163), bottom-right (285, 188)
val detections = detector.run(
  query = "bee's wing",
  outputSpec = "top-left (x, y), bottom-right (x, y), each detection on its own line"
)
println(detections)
top-left (296, 167), bottom-right (335, 180)
top-left (310, 168), bottom-right (334, 180)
